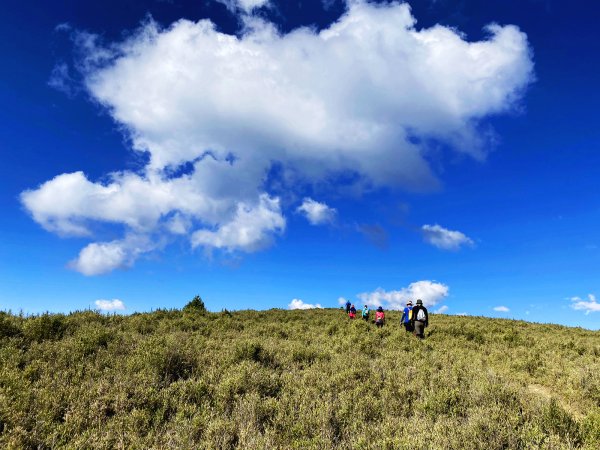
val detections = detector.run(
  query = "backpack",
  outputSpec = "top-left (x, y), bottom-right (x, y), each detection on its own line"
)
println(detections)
top-left (406, 308), bottom-right (413, 322)
top-left (416, 308), bottom-right (426, 321)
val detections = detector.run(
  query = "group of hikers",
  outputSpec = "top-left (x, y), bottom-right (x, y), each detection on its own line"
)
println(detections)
top-left (344, 299), bottom-right (429, 339)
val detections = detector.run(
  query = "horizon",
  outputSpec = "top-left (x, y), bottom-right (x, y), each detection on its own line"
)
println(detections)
top-left (1, 0), bottom-right (599, 330)
top-left (2, 305), bottom-right (598, 332)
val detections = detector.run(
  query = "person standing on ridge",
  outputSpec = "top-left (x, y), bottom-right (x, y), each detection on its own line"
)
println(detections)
top-left (349, 304), bottom-right (357, 319)
top-left (345, 300), bottom-right (351, 314)
top-left (411, 299), bottom-right (428, 339)
top-left (362, 305), bottom-right (370, 322)
top-left (375, 306), bottom-right (385, 328)
top-left (400, 300), bottom-right (414, 332)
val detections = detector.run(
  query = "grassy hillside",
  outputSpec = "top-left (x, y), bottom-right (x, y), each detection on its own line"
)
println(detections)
top-left (0, 308), bottom-right (598, 449)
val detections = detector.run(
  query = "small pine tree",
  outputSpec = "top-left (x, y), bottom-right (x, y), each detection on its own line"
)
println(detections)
top-left (184, 295), bottom-right (206, 313)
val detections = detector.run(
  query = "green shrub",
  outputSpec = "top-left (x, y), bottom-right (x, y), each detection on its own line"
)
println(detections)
top-left (22, 313), bottom-right (66, 342)
top-left (233, 341), bottom-right (278, 368)
top-left (75, 324), bottom-right (113, 357)
top-left (540, 399), bottom-right (582, 446)
top-left (140, 337), bottom-right (198, 386)
top-left (0, 308), bottom-right (598, 448)
top-left (581, 409), bottom-right (600, 447)
top-left (0, 312), bottom-right (21, 339)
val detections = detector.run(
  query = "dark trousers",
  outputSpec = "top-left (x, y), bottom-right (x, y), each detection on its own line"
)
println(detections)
top-left (414, 320), bottom-right (425, 339)
top-left (403, 322), bottom-right (414, 332)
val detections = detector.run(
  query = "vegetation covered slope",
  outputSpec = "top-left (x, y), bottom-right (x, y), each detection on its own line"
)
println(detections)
top-left (0, 308), bottom-right (598, 449)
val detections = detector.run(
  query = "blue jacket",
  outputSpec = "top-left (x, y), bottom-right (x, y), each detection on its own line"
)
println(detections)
top-left (401, 306), bottom-right (412, 323)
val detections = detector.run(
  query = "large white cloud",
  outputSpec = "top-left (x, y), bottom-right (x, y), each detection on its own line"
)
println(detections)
top-left (422, 224), bottom-right (474, 250)
top-left (358, 280), bottom-right (449, 310)
top-left (21, 1), bottom-right (533, 274)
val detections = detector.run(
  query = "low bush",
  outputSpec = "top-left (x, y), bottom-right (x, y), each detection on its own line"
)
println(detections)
top-left (0, 308), bottom-right (598, 448)
top-left (22, 313), bottom-right (66, 343)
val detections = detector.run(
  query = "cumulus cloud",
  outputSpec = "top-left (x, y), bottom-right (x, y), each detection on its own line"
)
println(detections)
top-left (94, 299), bottom-right (126, 311)
top-left (288, 298), bottom-right (323, 309)
top-left (22, 1), bottom-right (533, 274)
top-left (422, 224), bottom-right (474, 250)
top-left (69, 234), bottom-right (156, 276)
top-left (358, 280), bottom-right (449, 310)
top-left (434, 305), bottom-right (449, 314)
top-left (297, 198), bottom-right (336, 225)
top-left (338, 297), bottom-right (348, 306)
top-left (72, 241), bottom-right (128, 275)
top-left (570, 294), bottom-right (600, 315)
top-left (493, 305), bottom-right (510, 312)
top-left (191, 194), bottom-right (285, 252)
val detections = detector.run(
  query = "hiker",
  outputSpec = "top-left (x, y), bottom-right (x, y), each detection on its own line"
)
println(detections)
top-left (362, 305), bottom-right (370, 322)
top-left (375, 306), bottom-right (385, 328)
top-left (411, 299), bottom-right (429, 339)
top-left (349, 304), bottom-right (357, 319)
top-left (400, 300), bottom-right (414, 332)
top-left (345, 300), bottom-right (352, 314)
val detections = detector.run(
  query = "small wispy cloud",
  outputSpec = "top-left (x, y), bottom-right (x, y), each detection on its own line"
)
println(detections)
top-left (493, 305), bottom-right (510, 312)
top-left (215, 0), bottom-right (270, 13)
top-left (297, 198), bottom-right (336, 225)
top-left (288, 298), bottom-right (323, 310)
top-left (434, 305), bottom-right (449, 314)
top-left (570, 294), bottom-right (600, 315)
top-left (95, 299), bottom-right (126, 311)
top-left (357, 224), bottom-right (389, 249)
top-left (54, 22), bottom-right (71, 32)
top-left (421, 224), bottom-right (474, 251)
top-left (48, 62), bottom-right (78, 97)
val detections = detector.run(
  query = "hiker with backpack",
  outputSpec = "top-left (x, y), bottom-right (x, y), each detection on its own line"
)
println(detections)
top-left (349, 304), bottom-right (357, 319)
top-left (411, 299), bottom-right (429, 339)
top-left (400, 300), bottom-right (414, 332)
top-left (375, 306), bottom-right (385, 328)
top-left (345, 300), bottom-right (351, 314)
top-left (362, 305), bottom-right (370, 322)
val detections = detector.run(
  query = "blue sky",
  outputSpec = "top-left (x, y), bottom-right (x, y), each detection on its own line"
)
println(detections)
top-left (1, 0), bottom-right (599, 329)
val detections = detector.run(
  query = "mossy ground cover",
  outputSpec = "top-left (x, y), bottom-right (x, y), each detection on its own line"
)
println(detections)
top-left (0, 308), bottom-right (598, 449)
